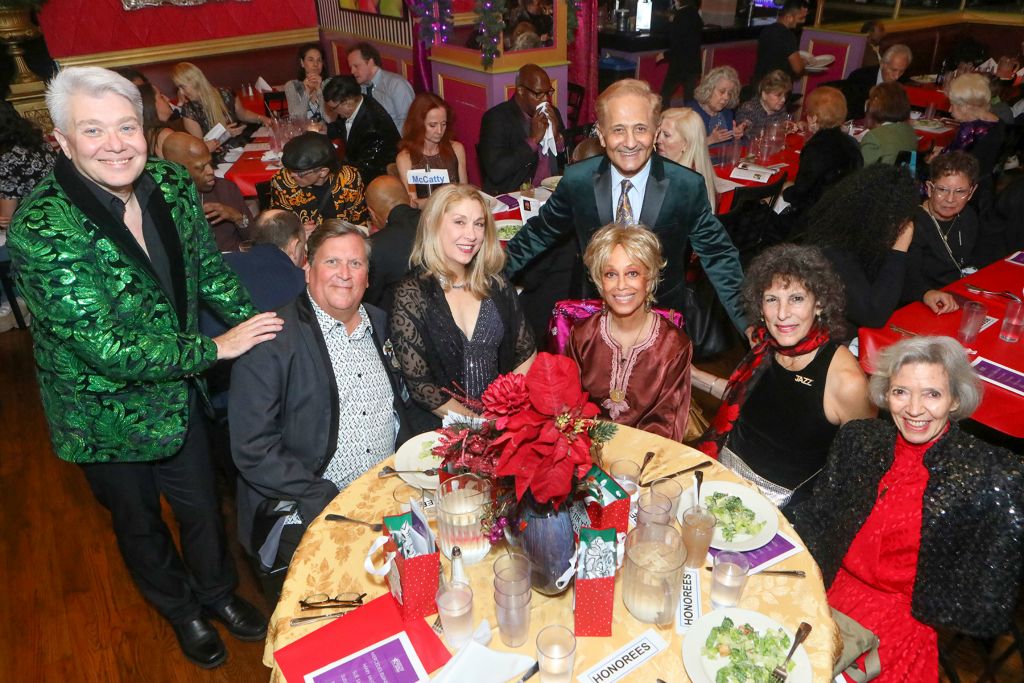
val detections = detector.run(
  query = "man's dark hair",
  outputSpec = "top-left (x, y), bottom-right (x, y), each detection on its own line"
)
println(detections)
top-left (323, 75), bottom-right (363, 104)
top-left (112, 66), bottom-right (148, 85)
top-left (348, 42), bottom-right (382, 67)
top-left (251, 210), bottom-right (304, 249)
top-left (780, 0), bottom-right (807, 16)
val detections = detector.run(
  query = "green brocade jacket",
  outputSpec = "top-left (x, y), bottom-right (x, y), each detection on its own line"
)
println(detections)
top-left (8, 156), bottom-right (256, 464)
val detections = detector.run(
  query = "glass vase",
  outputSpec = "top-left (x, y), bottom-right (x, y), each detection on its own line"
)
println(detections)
top-left (509, 491), bottom-right (576, 596)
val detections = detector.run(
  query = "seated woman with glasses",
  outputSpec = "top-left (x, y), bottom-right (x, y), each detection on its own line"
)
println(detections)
top-left (567, 224), bottom-right (696, 442)
top-left (904, 152), bottom-right (1000, 304)
top-left (390, 184), bottom-right (536, 429)
top-left (395, 93), bottom-right (467, 208)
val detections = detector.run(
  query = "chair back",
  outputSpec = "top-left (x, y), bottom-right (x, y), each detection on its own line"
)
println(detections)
top-left (729, 177), bottom-right (785, 214)
top-left (566, 82), bottom-right (585, 129)
top-left (545, 298), bottom-right (685, 355)
top-left (263, 92), bottom-right (288, 119)
top-left (255, 180), bottom-right (273, 212)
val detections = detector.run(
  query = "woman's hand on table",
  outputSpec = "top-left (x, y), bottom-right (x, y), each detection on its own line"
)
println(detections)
top-left (227, 122), bottom-right (247, 137)
top-left (708, 126), bottom-right (734, 145)
top-left (923, 289), bottom-right (960, 315)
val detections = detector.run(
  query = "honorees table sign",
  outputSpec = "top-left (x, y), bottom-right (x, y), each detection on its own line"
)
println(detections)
top-left (576, 629), bottom-right (669, 683)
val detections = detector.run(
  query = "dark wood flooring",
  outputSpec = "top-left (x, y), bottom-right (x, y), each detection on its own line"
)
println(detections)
top-left (1, 327), bottom-right (1020, 681)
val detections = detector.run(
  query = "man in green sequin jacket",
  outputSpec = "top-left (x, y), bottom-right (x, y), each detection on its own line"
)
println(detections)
top-left (8, 67), bottom-right (283, 669)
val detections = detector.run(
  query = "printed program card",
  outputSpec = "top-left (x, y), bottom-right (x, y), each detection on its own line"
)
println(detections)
top-left (304, 631), bottom-right (428, 683)
top-left (576, 629), bottom-right (668, 683)
top-left (1006, 251), bottom-right (1024, 266)
top-left (707, 531), bottom-right (803, 573)
top-left (971, 357), bottom-right (1024, 397)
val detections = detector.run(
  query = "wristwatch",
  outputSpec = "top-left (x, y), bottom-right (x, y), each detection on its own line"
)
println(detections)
top-left (238, 214), bottom-right (249, 230)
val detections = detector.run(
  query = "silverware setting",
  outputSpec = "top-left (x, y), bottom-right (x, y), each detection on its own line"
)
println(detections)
top-left (640, 460), bottom-right (712, 487)
top-left (770, 621), bottom-right (812, 682)
top-left (964, 284), bottom-right (1022, 303)
top-left (516, 661), bottom-right (539, 682)
top-left (324, 513), bottom-right (383, 532)
top-left (703, 567), bottom-right (806, 578)
top-left (289, 611), bottom-right (350, 627)
top-left (378, 465), bottom-right (439, 478)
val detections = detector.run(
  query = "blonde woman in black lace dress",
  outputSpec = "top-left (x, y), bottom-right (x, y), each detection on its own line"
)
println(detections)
top-left (390, 184), bottom-right (535, 429)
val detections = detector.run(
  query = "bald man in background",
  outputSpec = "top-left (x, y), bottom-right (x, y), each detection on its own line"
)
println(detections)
top-left (163, 132), bottom-right (253, 252)
top-left (364, 174), bottom-right (419, 310)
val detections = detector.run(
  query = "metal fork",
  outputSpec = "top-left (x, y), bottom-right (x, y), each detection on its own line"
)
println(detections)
top-left (324, 513), bottom-right (383, 532)
top-left (771, 622), bottom-right (812, 682)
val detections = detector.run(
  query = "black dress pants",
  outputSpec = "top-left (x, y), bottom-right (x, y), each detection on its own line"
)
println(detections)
top-left (80, 392), bottom-right (236, 624)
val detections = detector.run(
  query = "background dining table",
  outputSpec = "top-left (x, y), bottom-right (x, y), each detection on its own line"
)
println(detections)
top-left (858, 254), bottom-right (1024, 438)
top-left (261, 426), bottom-right (841, 682)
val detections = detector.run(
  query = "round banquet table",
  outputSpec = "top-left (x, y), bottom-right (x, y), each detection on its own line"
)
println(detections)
top-left (262, 426), bottom-right (841, 682)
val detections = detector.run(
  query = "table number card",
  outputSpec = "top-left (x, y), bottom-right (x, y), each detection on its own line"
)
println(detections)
top-left (576, 629), bottom-right (668, 683)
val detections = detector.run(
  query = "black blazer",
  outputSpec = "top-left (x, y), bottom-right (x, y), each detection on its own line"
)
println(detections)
top-left (839, 67), bottom-right (910, 119)
top-left (782, 127), bottom-right (862, 214)
top-left (367, 204), bottom-right (420, 311)
top-left (478, 98), bottom-right (565, 195)
top-left (329, 96), bottom-right (400, 183)
top-left (229, 295), bottom-right (413, 556)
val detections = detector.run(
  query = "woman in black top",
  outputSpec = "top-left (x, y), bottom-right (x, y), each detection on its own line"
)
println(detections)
top-left (802, 165), bottom-right (959, 330)
top-left (694, 244), bottom-right (875, 508)
top-left (390, 184), bottom-right (535, 429)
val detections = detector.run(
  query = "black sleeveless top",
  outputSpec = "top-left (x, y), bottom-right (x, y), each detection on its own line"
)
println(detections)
top-left (727, 341), bottom-right (840, 492)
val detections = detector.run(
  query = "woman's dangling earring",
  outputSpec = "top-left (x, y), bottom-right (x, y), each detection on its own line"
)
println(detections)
top-left (645, 292), bottom-right (654, 311)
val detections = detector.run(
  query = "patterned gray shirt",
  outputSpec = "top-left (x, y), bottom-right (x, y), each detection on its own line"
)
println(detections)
top-left (285, 295), bottom-right (396, 524)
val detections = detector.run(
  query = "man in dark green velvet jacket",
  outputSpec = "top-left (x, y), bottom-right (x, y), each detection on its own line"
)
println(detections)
top-left (8, 67), bottom-right (283, 669)
top-left (505, 78), bottom-right (747, 333)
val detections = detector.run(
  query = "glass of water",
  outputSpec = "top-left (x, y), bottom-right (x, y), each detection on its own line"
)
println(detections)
top-left (435, 581), bottom-right (474, 649)
top-left (711, 550), bottom-right (750, 609)
top-left (999, 300), bottom-right (1023, 343)
top-left (536, 625), bottom-right (576, 683)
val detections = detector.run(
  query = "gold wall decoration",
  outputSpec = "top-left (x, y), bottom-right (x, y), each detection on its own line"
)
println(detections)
top-left (121, 0), bottom-right (250, 9)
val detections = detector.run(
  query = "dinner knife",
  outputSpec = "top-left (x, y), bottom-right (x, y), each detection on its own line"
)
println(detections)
top-left (516, 661), bottom-right (539, 682)
top-left (703, 567), bottom-right (806, 578)
top-left (640, 460), bottom-right (712, 487)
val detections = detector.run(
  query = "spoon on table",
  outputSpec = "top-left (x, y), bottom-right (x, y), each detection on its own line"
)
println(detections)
top-left (638, 451), bottom-right (656, 480)
top-left (695, 470), bottom-right (704, 505)
top-left (964, 284), bottom-right (1022, 303)
top-left (378, 465), bottom-right (439, 479)
top-left (325, 514), bottom-right (383, 532)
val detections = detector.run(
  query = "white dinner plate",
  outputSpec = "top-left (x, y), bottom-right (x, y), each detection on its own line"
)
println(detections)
top-left (496, 219), bottom-right (523, 241)
top-left (691, 480), bottom-right (778, 552)
top-left (682, 608), bottom-right (812, 683)
top-left (804, 66), bottom-right (829, 74)
top-left (540, 175), bottom-right (562, 191)
top-left (393, 431), bottom-right (444, 489)
top-left (911, 74), bottom-right (938, 85)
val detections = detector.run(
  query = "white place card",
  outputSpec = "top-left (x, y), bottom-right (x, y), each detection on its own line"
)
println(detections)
top-left (676, 566), bottom-right (703, 634)
top-left (407, 169), bottom-right (450, 186)
top-left (576, 629), bottom-right (668, 683)
top-left (244, 142), bottom-right (270, 152)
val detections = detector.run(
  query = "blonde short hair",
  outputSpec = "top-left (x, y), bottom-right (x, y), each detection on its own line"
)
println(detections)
top-left (596, 79), bottom-right (661, 129)
top-left (170, 62), bottom-right (230, 129)
top-left (659, 107), bottom-right (717, 207)
top-left (410, 184), bottom-right (505, 298)
top-left (947, 73), bottom-right (992, 113)
top-left (583, 224), bottom-right (666, 302)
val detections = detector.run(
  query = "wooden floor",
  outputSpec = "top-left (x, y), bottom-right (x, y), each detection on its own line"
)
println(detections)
top-left (1, 327), bottom-right (1020, 682)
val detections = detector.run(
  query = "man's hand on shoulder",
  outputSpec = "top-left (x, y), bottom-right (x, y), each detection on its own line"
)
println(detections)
top-left (214, 312), bottom-right (284, 360)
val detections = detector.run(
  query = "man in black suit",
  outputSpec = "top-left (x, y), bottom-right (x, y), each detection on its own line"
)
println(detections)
top-left (842, 44), bottom-right (913, 119)
top-left (505, 78), bottom-right (747, 333)
top-left (229, 221), bottom-right (414, 583)
top-left (323, 75), bottom-right (401, 184)
top-left (364, 174), bottom-right (420, 310)
top-left (478, 64), bottom-right (566, 195)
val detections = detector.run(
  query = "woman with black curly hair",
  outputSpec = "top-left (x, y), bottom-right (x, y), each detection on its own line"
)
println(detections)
top-left (802, 164), bottom-right (960, 330)
top-left (1, 101), bottom-right (55, 231)
top-left (693, 244), bottom-right (875, 508)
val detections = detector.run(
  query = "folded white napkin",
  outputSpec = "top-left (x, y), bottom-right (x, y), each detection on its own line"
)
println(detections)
top-left (537, 102), bottom-right (557, 157)
top-left (261, 150), bottom-right (282, 163)
top-left (214, 162), bottom-right (233, 179)
top-left (431, 639), bottom-right (533, 683)
top-left (254, 76), bottom-right (273, 93)
top-left (978, 58), bottom-right (997, 73)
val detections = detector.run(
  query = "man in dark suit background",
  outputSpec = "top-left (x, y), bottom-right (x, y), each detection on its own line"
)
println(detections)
top-left (478, 63), bottom-right (566, 195)
top-left (364, 174), bottom-right (420, 310)
top-left (323, 75), bottom-right (401, 184)
top-left (841, 44), bottom-right (913, 119)
top-left (505, 78), bottom-right (747, 334)
top-left (229, 220), bottom-right (414, 591)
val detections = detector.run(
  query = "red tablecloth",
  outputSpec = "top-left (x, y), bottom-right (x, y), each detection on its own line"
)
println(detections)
top-left (904, 84), bottom-right (950, 113)
top-left (225, 150), bottom-right (279, 198)
top-left (858, 256), bottom-right (1024, 438)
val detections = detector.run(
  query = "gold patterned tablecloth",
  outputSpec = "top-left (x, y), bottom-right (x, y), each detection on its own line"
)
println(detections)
top-left (263, 427), bottom-right (840, 682)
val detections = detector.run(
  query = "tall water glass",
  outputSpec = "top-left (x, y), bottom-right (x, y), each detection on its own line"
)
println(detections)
top-left (622, 523), bottom-right (687, 625)
top-left (536, 625), bottom-right (576, 683)
top-left (649, 477), bottom-right (684, 518)
top-left (957, 301), bottom-right (988, 345)
top-left (681, 505), bottom-right (717, 569)
top-left (636, 490), bottom-right (673, 526)
top-left (436, 474), bottom-right (492, 564)
top-left (493, 552), bottom-right (531, 594)
top-left (999, 300), bottom-right (1023, 343)
top-left (435, 581), bottom-right (474, 648)
top-left (711, 551), bottom-right (750, 609)
top-left (494, 582), bottom-right (532, 647)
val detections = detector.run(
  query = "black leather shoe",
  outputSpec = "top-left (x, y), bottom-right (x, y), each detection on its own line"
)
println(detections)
top-left (205, 595), bottom-right (268, 642)
top-left (172, 617), bottom-right (227, 669)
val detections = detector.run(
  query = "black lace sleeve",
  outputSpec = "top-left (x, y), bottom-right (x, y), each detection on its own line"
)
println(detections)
top-left (494, 274), bottom-right (537, 365)
top-left (389, 275), bottom-right (449, 411)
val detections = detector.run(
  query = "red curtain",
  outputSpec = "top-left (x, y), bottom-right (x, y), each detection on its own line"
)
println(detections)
top-left (568, 0), bottom-right (599, 127)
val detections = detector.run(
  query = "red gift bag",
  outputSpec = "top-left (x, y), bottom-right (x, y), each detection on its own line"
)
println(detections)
top-left (573, 527), bottom-right (617, 637)
top-left (366, 512), bottom-right (440, 622)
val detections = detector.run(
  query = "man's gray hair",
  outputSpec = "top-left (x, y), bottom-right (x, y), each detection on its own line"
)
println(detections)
top-left (46, 66), bottom-right (143, 133)
top-left (867, 335), bottom-right (982, 421)
top-left (882, 44), bottom-right (913, 66)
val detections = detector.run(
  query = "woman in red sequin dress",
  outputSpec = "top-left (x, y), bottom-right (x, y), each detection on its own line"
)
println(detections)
top-left (793, 336), bottom-right (1024, 682)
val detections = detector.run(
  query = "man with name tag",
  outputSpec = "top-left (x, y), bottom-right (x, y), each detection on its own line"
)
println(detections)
top-left (270, 131), bottom-right (369, 234)
top-left (504, 78), bottom-right (748, 334)
top-left (346, 42), bottom-right (415, 133)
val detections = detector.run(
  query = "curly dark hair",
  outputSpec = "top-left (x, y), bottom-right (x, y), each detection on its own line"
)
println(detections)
top-left (742, 243), bottom-right (847, 339)
top-left (0, 100), bottom-right (46, 156)
top-left (801, 164), bottom-right (918, 281)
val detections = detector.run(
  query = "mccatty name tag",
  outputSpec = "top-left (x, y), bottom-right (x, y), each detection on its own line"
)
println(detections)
top-left (576, 629), bottom-right (668, 683)
top-left (407, 169), bottom-right (450, 185)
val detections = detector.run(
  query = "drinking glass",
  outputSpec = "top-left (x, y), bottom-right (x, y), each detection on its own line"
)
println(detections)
top-left (711, 551), bottom-right (750, 609)
top-left (536, 625), bottom-right (576, 683)
top-left (636, 490), bottom-right (672, 526)
top-left (957, 301), bottom-right (988, 345)
top-left (621, 523), bottom-right (687, 625)
top-left (999, 300), bottom-right (1023, 343)
top-left (681, 505), bottom-right (717, 569)
top-left (435, 581), bottom-right (474, 648)
top-left (726, 138), bottom-right (743, 166)
top-left (494, 582), bottom-right (532, 647)
top-left (493, 552), bottom-right (531, 594)
top-left (392, 483), bottom-right (423, 512)
top-left (649, 477), bottom-right (684, 518)
top-left (436, 474), bottom-right (492, 564)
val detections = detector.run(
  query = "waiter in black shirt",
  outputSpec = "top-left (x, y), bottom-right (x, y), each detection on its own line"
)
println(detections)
top-left (657, 0), bottom-right (704, 105)
top-left (752, 0), bottom-right (808, 88)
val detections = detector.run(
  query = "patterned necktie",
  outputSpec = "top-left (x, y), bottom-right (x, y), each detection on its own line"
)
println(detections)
top-left (365, 82), bottom-right (375, 100)
top-left (616, 179), bottom-right (634, 225)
